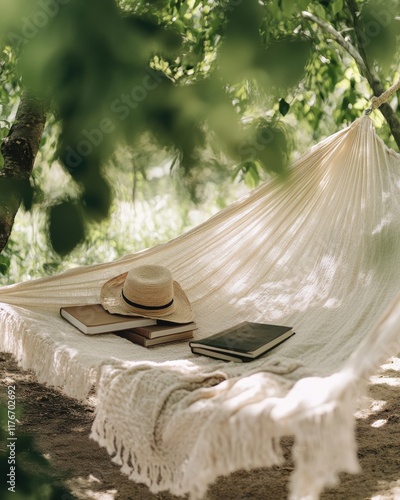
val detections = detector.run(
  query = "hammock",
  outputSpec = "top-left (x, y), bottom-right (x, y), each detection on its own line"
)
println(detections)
top-left (0, 98), bottom-right (400, 499)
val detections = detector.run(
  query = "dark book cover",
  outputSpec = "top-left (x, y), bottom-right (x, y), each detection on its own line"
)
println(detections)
top-left (191, 347), bottom-right (250, 363)
top-left (189, 321), bottom-right (295, 358)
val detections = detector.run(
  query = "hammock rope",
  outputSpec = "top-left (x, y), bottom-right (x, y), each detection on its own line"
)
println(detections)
top-left (366, 77), bottom-right (400, 113)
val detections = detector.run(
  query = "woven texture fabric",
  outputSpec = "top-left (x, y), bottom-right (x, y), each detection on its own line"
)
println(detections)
top-left (0, 115), bottom-right (399, 499)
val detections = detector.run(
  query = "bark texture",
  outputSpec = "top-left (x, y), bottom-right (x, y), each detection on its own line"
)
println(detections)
top-left (0, 91), bottom-right (47, 253)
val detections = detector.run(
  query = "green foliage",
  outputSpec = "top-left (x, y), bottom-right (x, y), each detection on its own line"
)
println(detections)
top-left (48, 200), bottom-right (85, 256)
top-left (279, 98), bottom-right (290, 116)
top-left (0, 0), bottom-right (399, 258)
top-left (0, 139), bottom-right (242, 284)
top-left (359, 0), bottom-right (400, 72)
top-left (0, 47), bottom-right (19, 171)
top-left (0, 253), bottom-right (10, 274)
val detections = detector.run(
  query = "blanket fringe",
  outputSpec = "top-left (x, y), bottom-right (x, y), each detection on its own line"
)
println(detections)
top-left (288, 385), bottom-right (362, 499)
top-left (90, 402), bottom-right (285, 499)
top-left (90, 364), bottom-right (364, 500)
top-left (0, 307), bottom-right (95, 400)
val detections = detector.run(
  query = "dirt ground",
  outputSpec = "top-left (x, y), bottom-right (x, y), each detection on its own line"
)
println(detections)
top-left (0, 351), bottom-right (399, 500)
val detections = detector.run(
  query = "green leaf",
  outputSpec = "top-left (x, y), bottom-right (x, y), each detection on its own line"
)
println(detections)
top-left (0, 254), bottom-right (11, 275)
top-left (21, 179), bottom-right (34, 211)
top-left (48, 201), bottom-right (85, 255)
top-left (281, 0), bottom-right (297, 16)
top-left (243, 161), bottom-right (260, 188)
top-left (313, 3), bottom-right (327, 19)
top-left (82, 175), bottom-right (112, 222)
top-left (332, 0), bottom-right (343, 16)
top-left (279, 98), bottom-right (290, 116)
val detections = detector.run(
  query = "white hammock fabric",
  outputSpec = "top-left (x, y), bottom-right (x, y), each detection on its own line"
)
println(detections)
top-left (0, 114), bottom-right (400, 499)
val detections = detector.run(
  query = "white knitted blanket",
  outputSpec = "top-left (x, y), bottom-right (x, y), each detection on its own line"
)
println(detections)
top-left (0, 115), bottom-right (399, 499)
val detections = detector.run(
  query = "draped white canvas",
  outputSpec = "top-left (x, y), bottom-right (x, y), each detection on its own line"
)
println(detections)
top-left (0, 114), bottom-right (399, 499)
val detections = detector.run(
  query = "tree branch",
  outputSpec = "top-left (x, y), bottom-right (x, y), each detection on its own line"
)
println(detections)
top-left (301, 11), bottom-right (367, 75)
top-left (345, 0), bottom-right (400, 148)
top-left (0, 91), bottom-right (48, 253)
top-left (301, 6), bottom-right (400, 149)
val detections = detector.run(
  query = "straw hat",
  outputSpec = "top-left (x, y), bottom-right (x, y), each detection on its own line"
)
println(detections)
top-left (100, 265), bottom-right (194, 324)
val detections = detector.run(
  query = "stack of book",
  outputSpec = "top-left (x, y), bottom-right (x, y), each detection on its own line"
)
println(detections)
top-left (189, 321), bottom-right (295, 362)
top-left (60, 304), bottom-right (197, 347)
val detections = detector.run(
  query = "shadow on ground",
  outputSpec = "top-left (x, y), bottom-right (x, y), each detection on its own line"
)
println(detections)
top-left (0, 353), bottom-right (399, 500)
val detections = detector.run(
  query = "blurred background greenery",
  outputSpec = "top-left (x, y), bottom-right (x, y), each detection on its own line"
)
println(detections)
top-left (0, 0), bottom-right (399, 284)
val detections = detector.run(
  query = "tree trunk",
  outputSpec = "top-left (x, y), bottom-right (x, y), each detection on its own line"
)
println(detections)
top-left (0, 91), bottom-right (47, 253)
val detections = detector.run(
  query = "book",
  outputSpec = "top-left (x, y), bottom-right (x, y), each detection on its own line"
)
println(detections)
top-left (116, 329), bottom-right (194, 347)
top-left (189, 321), bottom-right (295, 361)
top-left (190, 347), bottom-right (252, 363)
top-left (60, 304), bottom-right (156, 335)
top-left (130, 321), bottom-right (197, 339)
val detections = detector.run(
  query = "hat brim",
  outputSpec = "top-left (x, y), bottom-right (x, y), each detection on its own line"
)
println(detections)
top-left (100, 272), bottom-right (195, 324)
